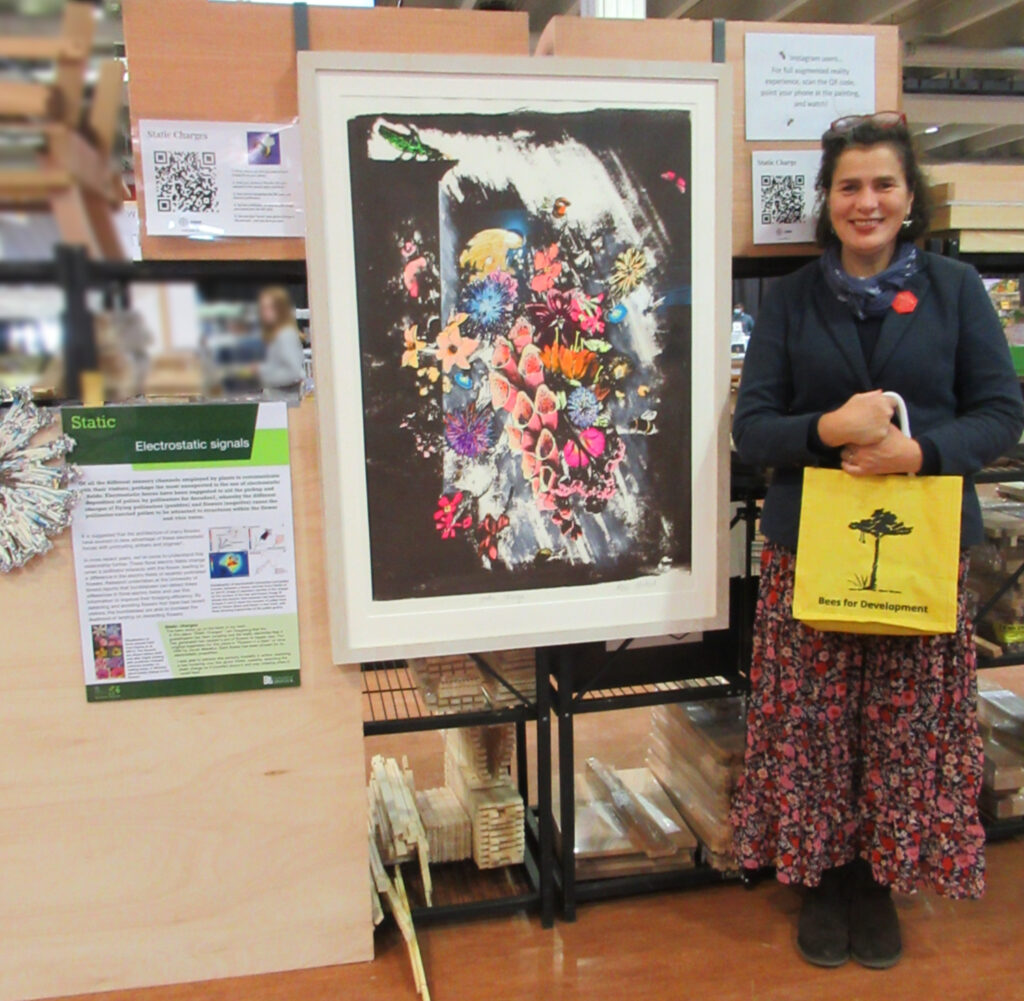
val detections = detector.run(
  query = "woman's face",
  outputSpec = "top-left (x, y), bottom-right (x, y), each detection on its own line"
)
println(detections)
top-left (827, 143), bottom-right (913, 263)
top-left (258, 294), bottom-right (276, 328)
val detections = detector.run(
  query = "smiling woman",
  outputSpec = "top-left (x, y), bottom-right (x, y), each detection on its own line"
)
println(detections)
top-left (730, 113), bottom-right (1024, 973)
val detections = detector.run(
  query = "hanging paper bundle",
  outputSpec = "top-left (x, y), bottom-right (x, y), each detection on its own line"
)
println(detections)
top-left (0, 387), bottom-right (78, 573)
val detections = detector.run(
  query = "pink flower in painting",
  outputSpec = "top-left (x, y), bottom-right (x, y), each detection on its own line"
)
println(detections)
top-left (433, 491), bottom-right (473, 540)
top-left (534, 384), bottom-right (558, 430)
top-left (510, 317), bottom-right (535, 351)
top-left (569, 291), bottom-right (605, 336)
top-left (530, 244), bottom-right (563, 293)
top-left (518, 344), bottom-right (545, 389)
top-left (564, 427), bottom-right (606, 469)
top-left (402, 255), bottom-right (427, 298)
top-left (489, 371), bottom-right (515, 412)
top-left (490, 336), bottom-right (518, 379)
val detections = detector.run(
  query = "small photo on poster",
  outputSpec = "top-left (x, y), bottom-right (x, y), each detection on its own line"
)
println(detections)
top-left (247, 131), bottom-right (282, 166)
top-left (91, 623), bottom-right (126, 679)
top-left (209, 551), bottom-right (250, 579)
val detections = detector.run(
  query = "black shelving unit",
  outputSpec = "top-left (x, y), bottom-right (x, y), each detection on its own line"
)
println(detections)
top-left (361, 656), bottom-right (555, 928)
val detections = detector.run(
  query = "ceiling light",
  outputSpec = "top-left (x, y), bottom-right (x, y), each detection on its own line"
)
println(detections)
top-left (924, 126), bottom-right (940, 134)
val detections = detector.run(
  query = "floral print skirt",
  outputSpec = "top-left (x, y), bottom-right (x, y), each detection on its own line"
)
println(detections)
top-left (730, 543), bottom-right (985, 899)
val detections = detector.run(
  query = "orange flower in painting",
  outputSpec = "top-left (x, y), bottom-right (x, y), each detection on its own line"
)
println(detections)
top-left (540, 343), bottom-right (597, 382)
top-left (435, 313), bottom-right (479, 373)
top-left (401, 324), bottom-right (426, 368)
top-left (530, 243), bottom-right (563, 293)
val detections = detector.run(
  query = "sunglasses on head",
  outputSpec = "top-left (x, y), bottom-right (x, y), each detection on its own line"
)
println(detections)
top-left (828, 111), bottom-right (907, 134)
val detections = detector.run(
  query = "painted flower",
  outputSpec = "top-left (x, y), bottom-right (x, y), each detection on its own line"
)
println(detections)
top-left (460, 270), bottom-right (518, 330)
top-left (435, 314), bottom-right (478, 373)
top-left (518, 343), bottom-right (545, 389)
top-left (569, 291), bottom-right (605, 335)
top-left (444, 403), bottom-right (494, 458)
top-left (509, 317), bottom-right (535, 351)
top-left (566, 386), bottom-right (600, 429)
top-left (607, 247), bottom-right (649, 300)
top-left (401, 324), bottom-right (426, 368)
top-left (564, 427), bottom-right (607, 468)
top-left (526, 289), bottom-right (577, 346)
top-left (476, 513), bottom-right (510, 560)
top-left (489, 371), bottom-right (515, 412)
top-left (607, 303), bottom-right (627, 323)
top-left (534, 384), bottom-right (558, 430)
top-left (402, 255), bottom-right (427, 299)
top-left (530, 243), bottom-right (563, 293)
top-left (540, 343), bottom-right (597, 382)
top-left (433, 491), bottom-right (473, 540)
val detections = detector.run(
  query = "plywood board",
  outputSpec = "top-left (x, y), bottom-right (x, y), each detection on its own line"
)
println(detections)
top-left (725, 21), bottom-right (901, 258)
top-left (535, 16), bottom-right (712, 61)
top-left (121, 0), bottom-right (529, 261)
top-left (0, 401), bottom-right (371, 1001)
top-left (932, 229), bottom-right (1024, 254)
top-left (534, 19), bottom-right (899, 258)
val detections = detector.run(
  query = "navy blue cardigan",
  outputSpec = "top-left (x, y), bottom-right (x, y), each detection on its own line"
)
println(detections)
top-left (733, 251), bottom-right (1024, 550)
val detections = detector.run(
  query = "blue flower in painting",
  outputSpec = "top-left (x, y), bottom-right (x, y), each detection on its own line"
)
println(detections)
top-left (566, 387), bottom-right (600, 429)
top-left (460, 271), bottom-right (517, 331)
top-left (444, 403), bottom-right (494, 458)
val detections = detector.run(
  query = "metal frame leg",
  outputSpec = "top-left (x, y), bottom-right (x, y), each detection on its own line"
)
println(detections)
top-left (557, 647), bottom-right (577, 921)
top-left (535, 648), bottom-right (555, 928)
top-left (515, 717), bottom-right (529, 803)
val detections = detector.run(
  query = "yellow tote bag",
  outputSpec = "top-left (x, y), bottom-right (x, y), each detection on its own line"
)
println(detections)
top-left (792, 394), bottom-right (963, 636)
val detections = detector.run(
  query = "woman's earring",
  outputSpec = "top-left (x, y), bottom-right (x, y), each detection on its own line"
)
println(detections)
top-left (901, 215), bottom-right (913, 229)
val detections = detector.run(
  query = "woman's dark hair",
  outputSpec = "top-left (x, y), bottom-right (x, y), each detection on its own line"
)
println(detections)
top-left (814, 119), bottom-right (932, 248)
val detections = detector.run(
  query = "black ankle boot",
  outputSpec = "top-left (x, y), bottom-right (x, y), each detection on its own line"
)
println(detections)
top-left (848, 858), bottom-right (902, 969)
top-left (796, 866), bottom-right (850, 967)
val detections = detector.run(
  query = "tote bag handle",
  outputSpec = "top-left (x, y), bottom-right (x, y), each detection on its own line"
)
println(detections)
top-left (882, 390), bottom-right (911, 439)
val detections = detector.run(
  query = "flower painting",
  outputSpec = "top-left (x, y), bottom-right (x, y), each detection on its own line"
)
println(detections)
top-left (347, 108), bottom-right (694, 600)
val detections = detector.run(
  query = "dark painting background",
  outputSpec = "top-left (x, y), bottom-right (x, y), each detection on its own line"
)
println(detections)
top-left (347, 108), bottom-right (693, 601)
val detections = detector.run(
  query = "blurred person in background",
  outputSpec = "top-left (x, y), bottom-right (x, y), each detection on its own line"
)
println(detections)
top-left (258, 286), bottom-right (305, 398)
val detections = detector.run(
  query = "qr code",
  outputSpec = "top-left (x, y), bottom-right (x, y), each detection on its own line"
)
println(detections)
top-left (760, 174), bottom-right (805, 226)
top-left (152, 150), bottom-right (219, 214)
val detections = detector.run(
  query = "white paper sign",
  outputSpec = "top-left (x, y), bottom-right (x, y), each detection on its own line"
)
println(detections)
top-left (138, 119), bottom-right (305, 239)
top-left (752, 150), bottom-right (822, 245)
top-left (745, 33), bottom-right (875, 141)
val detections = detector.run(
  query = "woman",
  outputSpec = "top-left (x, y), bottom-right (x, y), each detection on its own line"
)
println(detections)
top-left (257, 286), bottom-right (306, 397)
top-left (730, 113), bottom-right (1023, 970)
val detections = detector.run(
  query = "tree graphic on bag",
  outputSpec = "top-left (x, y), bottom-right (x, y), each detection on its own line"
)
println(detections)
top-left (848, 508), bottom-right (914, 592)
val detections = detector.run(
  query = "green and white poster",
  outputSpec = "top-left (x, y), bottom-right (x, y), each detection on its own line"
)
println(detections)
top-left (63, 402), bottom-right (300, 701)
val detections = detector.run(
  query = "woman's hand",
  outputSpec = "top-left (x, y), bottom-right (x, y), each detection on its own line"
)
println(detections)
top-left (841, 425), bottom-right (923, 476)
top-left (817, 390), bottom-right (897, 447)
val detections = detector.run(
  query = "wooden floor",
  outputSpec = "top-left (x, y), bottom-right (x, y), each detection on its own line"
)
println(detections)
top-left (52, 836), bottom-right (1024, 1001)
top-left (53, 665), bottom-right (1024, 1001)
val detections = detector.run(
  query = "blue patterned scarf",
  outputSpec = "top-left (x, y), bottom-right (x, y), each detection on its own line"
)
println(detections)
top-left (821, 242), bottom-right (921, 320)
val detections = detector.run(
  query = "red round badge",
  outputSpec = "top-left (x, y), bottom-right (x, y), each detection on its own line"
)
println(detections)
top-left (892, 290), bottom-right (918, 314)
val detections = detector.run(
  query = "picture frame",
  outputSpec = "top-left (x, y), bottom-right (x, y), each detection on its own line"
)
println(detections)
top-left (299, 52), bottom-right (732, 663)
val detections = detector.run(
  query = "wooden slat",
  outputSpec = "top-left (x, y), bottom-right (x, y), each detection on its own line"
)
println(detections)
top-left (932, 204), bottom-right (1024, 232)
top-left (930, 180), bottom-right (1024, 206)
top-left (0, 81), bottom-right (57, 119)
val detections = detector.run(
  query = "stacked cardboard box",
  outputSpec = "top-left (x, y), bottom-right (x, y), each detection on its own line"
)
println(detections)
top-left (646, 697), bottom-right (746, 869)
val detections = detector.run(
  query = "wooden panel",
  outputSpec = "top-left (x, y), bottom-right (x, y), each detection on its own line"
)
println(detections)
top-left (930, 181), bottom-right (1024, 206)
top-left (932, 204), bottom-right (1024, 231)
top-left (534, 18), bottom-right (900, 259)
top-left (535, 16), bottom-right (712, 60)
top-left (0, 401), bottom-right (372, 1001)
top-left (927, 163), bottom-right (1024, 187)
top-left (726, 21), bottom-right (901, 258)
top-left (932, 229), bottom-right (1024, 254)
top-left (121, 0), bottom-right (529, 261)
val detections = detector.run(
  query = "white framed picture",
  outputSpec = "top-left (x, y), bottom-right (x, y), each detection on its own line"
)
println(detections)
top-left (299, 53), bottom-right (732, 663)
